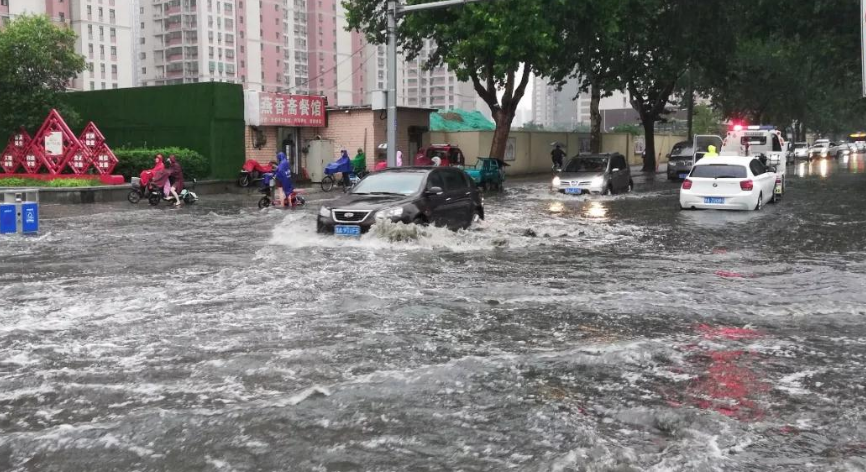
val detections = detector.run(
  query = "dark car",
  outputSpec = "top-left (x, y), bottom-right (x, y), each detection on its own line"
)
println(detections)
top-left (316, 167), bottom-right (484, 235)
top-left (666, 141), bottom-right (695, 180)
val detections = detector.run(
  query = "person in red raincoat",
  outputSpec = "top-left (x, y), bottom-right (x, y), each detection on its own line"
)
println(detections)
top-left (139, 154), bottom-right (164, 187)
top-left (166, 155), bottom-right (184, 206)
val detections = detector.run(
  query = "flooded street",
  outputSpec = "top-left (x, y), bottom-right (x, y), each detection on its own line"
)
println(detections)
top-left (2, 157), bottom-right (866, 471)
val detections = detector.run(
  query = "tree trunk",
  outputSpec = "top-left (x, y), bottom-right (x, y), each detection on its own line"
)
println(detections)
top-left (686, 79), bottom-right (695, 140)
top-left (490, 108), bottom-right (515, 159)
top-left (590, 84), bottom-right (602, 153)
top-left (642, 117), bottom-right (656, 172)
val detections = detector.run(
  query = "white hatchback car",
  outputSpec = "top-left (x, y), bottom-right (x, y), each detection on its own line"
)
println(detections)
top-left (679, 156), bottom-right (778, 211)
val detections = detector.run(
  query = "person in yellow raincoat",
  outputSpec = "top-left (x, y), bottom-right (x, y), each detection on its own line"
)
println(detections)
top-left (705, 145), bottom-right (719, 157)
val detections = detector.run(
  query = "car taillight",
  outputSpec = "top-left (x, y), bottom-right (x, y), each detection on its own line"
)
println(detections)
top-left (775, 177), bottom-right (782, 184)
top-left (740, 180), bottom-right (754, 191)
top-left (682, 179), bottom-right (693, 190)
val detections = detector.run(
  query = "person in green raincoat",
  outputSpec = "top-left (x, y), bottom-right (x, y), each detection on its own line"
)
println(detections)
top-left (352, 148), bottom-right (366, 174)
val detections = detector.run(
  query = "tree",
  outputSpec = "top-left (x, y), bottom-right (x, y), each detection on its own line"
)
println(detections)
top-left (0, 15), bottom-right (85, 137)
top-left (344, 0), bottom-right (581, 159)
top-left (703, 0), bottom-right (864, 138)
top-left (520, 121), bottom-right (545, 131)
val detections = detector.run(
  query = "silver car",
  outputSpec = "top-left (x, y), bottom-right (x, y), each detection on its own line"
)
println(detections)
top-left (551, 153), bottom-right (633, 195)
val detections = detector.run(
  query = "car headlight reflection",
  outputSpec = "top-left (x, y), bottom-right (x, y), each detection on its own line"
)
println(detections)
top-left (591, 176), bottom-right (605, 187)
top-left (318, 206), bottom-right (331, 217)
top-left (375, 207), bottom-right (404, 219)
top-left (552, 176), bottom-right (561, 187)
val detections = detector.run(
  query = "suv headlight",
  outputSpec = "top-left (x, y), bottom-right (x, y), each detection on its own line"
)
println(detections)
top-left (318, 206), bottom-right (331, 217)
top-left (591, 176), bottom-right (605, 187)
top-left (375, 207), bottom-right (403, 219)
top-left (552, 176), bottom-right (561, 187)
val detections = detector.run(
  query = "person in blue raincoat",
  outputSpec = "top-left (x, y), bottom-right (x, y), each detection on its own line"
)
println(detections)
top-left (335, 148), bottom-right (353, 188)
top-left (275, 152), bottom-right (294, 205)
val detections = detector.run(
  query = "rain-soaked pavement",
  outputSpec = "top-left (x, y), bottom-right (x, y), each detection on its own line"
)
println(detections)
top-left (1, 156), bottom-right (866, 471)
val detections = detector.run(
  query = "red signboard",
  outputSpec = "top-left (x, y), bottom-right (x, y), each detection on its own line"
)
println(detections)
top-left (258, 93), bottom-right (326, 127)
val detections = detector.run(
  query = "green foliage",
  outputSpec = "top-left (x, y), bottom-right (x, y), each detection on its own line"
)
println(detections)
top-left (703, 0), bottom-right (864, 136)
top-left (0, 177), bottom-right (101, 188)
top-left (113, 147), bottom-right (211, 181)
top-left (519, 121), bottom-right (545, 131)
top-left (343, 0), bottom-right (588, 158)
top-left (693, 105), bottom-right (724, 136)
top-left (0, 15), bottom-right (86, 137)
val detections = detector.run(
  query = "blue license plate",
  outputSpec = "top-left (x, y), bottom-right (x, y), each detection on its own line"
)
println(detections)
top-left (565, 188), bottom-right (582, 195)
top-left (679, 173), bottom-right (688, 179)
top-left (704, 197), bottom-right (725, 204)
top-left (334, 225), bottom-right (361, 236)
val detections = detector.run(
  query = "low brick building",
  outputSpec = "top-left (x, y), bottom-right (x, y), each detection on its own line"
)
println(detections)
top-left (244, 91), bottom-right (434, 179)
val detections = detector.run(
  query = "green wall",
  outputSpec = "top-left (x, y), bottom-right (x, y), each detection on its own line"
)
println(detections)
top-left (65, 82), bottom-right (245, 179)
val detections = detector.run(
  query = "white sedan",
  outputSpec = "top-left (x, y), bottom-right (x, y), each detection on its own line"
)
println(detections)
top-left (679, 156), bottom-right (778, 211)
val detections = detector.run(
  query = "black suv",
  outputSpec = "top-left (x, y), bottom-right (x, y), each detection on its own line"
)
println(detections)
top-left (666, 141), bottom-right (695, 180)
top-left (316, 167), bottom-right (485, 235)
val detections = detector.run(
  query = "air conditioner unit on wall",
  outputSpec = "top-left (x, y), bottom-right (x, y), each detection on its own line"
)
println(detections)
top-left (371, 90), bottom-right (386, 111)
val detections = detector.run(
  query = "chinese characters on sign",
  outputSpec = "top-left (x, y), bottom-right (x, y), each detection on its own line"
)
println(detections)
top-left (259, 93), bottom-right (326, 127)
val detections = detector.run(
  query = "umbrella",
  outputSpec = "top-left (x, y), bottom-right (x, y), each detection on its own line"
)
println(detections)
top-left (550, 141), bottom-right (566, 148)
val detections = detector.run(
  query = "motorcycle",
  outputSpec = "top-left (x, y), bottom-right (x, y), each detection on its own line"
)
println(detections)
top-left (238, 159), bottom-right (274, 187)
top-left (257, 173), bottom-right (305, 209)
top-left (147, 179), bottom-right (199, 206)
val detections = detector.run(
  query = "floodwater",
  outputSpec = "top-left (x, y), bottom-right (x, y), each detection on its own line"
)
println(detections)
top-left (1, 157), bottom-right (866, 471)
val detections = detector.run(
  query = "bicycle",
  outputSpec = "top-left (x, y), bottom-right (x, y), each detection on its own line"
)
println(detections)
top-left (321, 169), bottom-right (366, 192)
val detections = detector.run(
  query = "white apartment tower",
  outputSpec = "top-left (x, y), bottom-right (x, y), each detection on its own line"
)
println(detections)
top-left (138, 0), bottom-right (239, 86)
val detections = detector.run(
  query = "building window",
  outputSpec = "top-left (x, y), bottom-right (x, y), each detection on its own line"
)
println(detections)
top-left (87, 5), bottom-right (91, 16)
top-left (90, 81), bottom-right (95, 90)
top-left (141, 67), bottom-right (146, 74)
top-left (109, 9), bottom-right (115, 24)
top-left (59, 12), bottom-right (65, 22)
top-left (98, 7), bottom-right (103, 19)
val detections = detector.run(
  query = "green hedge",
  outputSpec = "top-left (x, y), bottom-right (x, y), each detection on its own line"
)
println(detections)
top-left (114, 147), bottom-right (211, 181)
top-left (0, 177), bottom-right (102, 188)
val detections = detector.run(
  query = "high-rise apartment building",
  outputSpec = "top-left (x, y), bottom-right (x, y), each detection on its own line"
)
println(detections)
top-left (355, 39), bottom-right (476, 111)
top-left (532, 76), bottom-right (630, 130)
top-left (138, 0), bottom-right (237, 86)
top-left (1, 0), bottom-right (135, 91)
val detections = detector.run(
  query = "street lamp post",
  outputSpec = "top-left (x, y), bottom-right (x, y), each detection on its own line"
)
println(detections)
top-left (385, 0), bottom-right (497, 167)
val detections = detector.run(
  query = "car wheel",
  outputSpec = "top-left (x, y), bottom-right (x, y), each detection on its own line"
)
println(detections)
top-left (755, 192), bottom-right (763, 211)
top-left (604, 186), bottom-right (613, 196)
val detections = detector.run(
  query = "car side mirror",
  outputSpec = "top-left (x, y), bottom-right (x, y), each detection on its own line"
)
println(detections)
top-left (425, 186), bottom-right (443, 195)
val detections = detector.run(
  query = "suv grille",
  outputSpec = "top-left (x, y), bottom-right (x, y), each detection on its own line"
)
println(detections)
top-left (333, 210), bottom-right (370, 223)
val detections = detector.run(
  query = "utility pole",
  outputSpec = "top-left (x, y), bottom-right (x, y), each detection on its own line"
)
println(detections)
top-left (385, 0), bottom-right (498, 167)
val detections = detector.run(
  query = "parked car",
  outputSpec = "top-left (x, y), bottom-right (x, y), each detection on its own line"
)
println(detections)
top-left (464, 157), bottom-right (506, 191)
top-left (679, 156), bottom-right (778, 211)
top-left (551, 153), bottom-right (633, 195)
top-left (316, 167), bottom-right (484, 235)
top-left (791, 142), bottom-right (809, 161)
top-left (414, 144), bottom-right (465, 167)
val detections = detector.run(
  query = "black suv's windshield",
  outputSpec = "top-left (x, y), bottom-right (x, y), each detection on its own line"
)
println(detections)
top-left (691, 164), bottom-right (748, 179)
top-left (352, 172), bottom-right (425, 195)
top-left (565, 157), bottom-right (609, 173)
top-left (671, 143), bottom-right (694, 156)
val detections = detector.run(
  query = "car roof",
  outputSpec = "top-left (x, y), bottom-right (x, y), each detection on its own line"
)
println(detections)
top-left (374, 167), bottom-right (436, 174)
top-left (693, 156), bottom-right (754, 166)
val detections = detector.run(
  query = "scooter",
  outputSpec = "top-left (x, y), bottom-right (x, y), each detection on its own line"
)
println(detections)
top-left (257, 173), bottom-right (305, 209)
top-left (238, 159), bottom-right (274, 187)
top-left (147, 179), bottom-right (199, 206)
